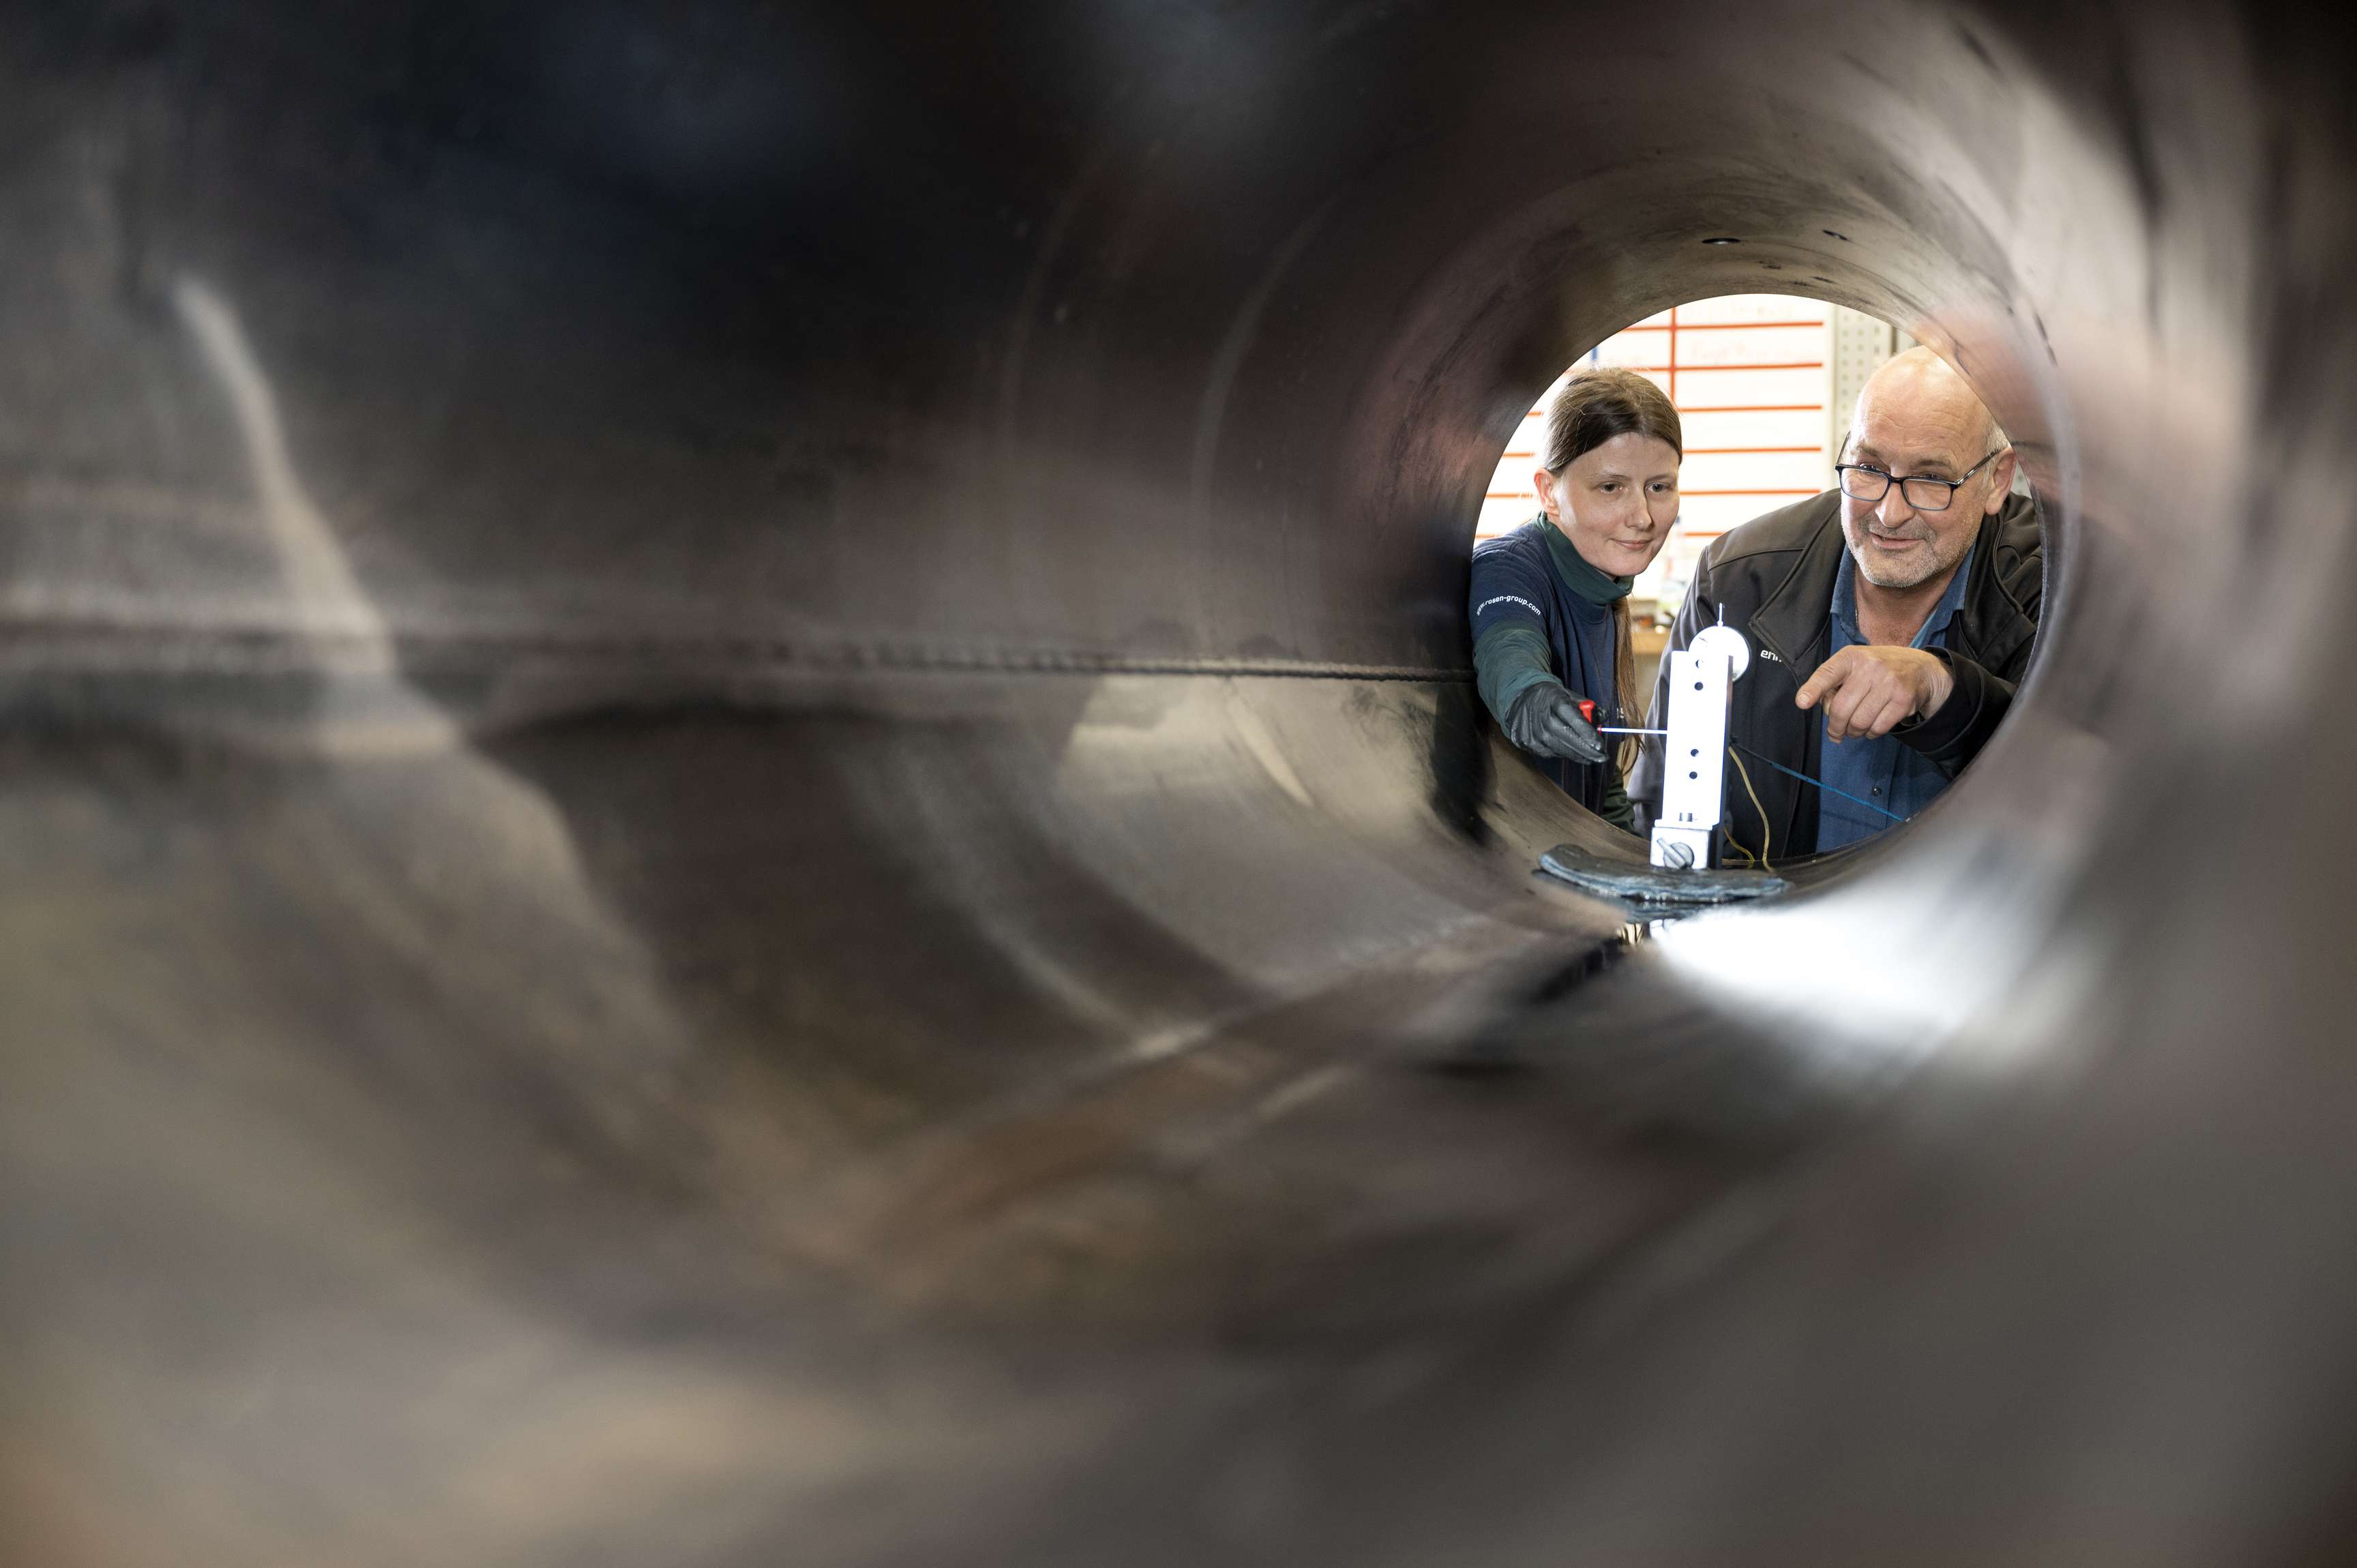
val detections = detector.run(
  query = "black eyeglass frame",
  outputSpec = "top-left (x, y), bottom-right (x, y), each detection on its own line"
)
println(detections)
top-left (1833, 447), bottom-right (2005, 512)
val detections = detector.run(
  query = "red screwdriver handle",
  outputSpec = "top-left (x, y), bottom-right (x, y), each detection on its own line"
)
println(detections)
top-left (1576, 699), bottom-right (1597, 724)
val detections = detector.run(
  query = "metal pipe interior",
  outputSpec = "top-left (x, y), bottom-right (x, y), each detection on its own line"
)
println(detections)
top-left (5, 1), bottom-right (2356, 1563)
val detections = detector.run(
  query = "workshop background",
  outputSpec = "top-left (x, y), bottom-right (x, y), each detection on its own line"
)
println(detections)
top-left (1478, 293), bottom-right (1913, 694)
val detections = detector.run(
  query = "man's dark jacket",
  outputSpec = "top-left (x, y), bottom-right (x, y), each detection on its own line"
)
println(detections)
top-left (1631, 490), bottom-right (2043, 860)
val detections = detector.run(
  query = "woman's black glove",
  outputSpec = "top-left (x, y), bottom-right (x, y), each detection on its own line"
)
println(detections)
top-left (1502, 681), bottom-right (1607, 765)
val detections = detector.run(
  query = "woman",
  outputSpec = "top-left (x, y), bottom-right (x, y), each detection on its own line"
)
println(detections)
top-left (1468, 366), bottom-right (1682, 831)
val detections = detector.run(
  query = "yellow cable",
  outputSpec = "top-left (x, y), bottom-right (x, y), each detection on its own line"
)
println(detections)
top-left (1728, 748), bottom-right (1774, 873)
top-left (1713, 765), bottom-right (1756, 869)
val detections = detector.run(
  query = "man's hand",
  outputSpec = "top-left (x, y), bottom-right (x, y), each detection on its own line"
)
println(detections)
top-left (1504, 681), bottom-right (1607, 765)
top-left (1795, 646), bottom-right (1954, 743)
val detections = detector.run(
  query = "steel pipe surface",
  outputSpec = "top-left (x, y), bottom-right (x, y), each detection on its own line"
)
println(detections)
top-left (4, 2), bottom-right (2355, 1563)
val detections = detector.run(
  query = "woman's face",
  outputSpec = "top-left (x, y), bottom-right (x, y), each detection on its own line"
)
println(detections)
top-left (1534, 431), bottom-right (1681, 578)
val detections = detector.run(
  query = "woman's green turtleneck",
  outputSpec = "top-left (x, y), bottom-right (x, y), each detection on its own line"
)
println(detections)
top-left (1541, 516), bottom-right (1636, 607)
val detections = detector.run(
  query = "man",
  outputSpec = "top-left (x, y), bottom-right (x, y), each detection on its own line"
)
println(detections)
top-left (1632, 347), bottom-right (2043, 861)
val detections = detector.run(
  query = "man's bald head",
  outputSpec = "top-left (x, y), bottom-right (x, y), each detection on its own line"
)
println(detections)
top-left (1838, 346), bottom-right (2016, 591)
top-left (1850, 346), bottom-right (1999, 458)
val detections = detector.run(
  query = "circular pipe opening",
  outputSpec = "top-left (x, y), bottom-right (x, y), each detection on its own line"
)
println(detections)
top-left (1468, 291), bottom-right (2043, 885)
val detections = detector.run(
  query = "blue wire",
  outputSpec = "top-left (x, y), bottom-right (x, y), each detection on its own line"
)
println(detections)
top-left (1730, 740), bottom-right (1908, 824)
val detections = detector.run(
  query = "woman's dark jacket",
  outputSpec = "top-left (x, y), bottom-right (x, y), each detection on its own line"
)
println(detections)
top-left (1468, 517), bottom-right (1635, 827)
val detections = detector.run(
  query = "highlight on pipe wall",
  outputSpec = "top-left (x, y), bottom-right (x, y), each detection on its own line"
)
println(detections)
top-left (1474, 294), bottom-right (2043, 871)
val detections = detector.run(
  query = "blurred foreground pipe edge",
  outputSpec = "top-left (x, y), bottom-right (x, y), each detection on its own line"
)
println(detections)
top-left (5, 1), bottom-right (2357, 1563)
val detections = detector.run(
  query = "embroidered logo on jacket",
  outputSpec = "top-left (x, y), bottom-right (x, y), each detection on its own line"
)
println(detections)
top-left (1474, 594), bottom-right (1543, 619)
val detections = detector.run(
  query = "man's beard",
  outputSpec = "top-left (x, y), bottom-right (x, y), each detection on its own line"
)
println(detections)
top-left (1848, 521), bottom-right (1963, 589)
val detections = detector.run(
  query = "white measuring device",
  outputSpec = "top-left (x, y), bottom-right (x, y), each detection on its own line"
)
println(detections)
top-left (1644, 623), bottom-right (1750, 870)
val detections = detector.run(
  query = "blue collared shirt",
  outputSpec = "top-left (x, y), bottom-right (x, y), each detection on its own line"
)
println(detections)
top-left (1813, 545), bottom-right (1974, 851)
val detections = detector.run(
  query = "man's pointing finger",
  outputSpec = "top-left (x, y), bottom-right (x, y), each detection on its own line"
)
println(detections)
top-left (1795, 658), bottom-right (1842, 711)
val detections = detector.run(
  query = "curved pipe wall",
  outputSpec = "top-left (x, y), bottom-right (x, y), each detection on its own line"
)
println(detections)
top-left (4, 2), bottom-right (2356, 1562)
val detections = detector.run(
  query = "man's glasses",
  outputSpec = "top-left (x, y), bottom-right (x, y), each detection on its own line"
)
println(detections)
top-left (1834, 447), bottom-right (2004, 512)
